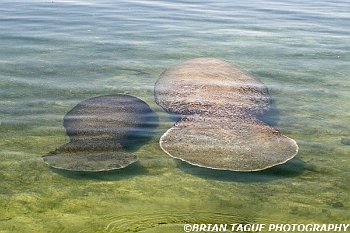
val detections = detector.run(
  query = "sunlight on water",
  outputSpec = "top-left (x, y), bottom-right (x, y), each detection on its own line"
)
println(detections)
top-left (0, 0), bottom-right (349, 232)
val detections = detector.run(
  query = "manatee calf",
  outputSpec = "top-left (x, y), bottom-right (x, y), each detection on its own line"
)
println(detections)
top-left (155, 58), bottom-right (298, 171)
top-left (42, 94), bottom-right (156, 172)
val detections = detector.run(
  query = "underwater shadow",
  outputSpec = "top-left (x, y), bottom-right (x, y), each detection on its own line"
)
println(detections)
top-left (49, 161), bottom-right (148, 181)
top-left (176, 157), bottom-right (307, 183)
top-left (257, 97), bottom-right (280, 127)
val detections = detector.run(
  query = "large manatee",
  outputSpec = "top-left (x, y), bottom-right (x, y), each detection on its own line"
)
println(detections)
top-left (155, 58), bottom-right (298, 171)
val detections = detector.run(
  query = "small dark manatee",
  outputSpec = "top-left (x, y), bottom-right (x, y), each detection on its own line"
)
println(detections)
top-left (42, 94), bottom-right (157, 172)
top-left (154, 58), bottom-right (298, 171)
top-left (341, 137), bottom-right (350, 146)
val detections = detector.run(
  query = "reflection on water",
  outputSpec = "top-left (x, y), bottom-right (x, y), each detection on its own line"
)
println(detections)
top-left (0, 0), bottom-right (349, 232)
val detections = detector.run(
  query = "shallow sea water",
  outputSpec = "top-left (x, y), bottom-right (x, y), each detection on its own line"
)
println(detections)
top-left (0, 0), bottom-right (350, 232)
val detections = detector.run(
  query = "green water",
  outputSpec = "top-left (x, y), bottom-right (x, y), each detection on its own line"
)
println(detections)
top-left (0, 0), bottom-right (350, 232)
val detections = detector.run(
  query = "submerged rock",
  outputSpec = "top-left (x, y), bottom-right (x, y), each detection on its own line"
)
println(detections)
top-left (43, 94), bottom-right (156, 172)
top-left (155, 58), bottom-right (298, 171)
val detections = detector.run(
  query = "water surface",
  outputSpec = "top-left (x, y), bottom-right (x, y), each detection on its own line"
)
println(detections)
top-left (0, 0), bottom-right (350, 232)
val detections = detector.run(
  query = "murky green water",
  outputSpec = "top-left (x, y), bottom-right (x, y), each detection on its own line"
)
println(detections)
top-left (1, 0), bottom-right (349, 232)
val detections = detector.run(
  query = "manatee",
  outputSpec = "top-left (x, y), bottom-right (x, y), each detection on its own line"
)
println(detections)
top-left (155, 58), bottom-right (298, 171)
top-left (42, 94), bottom-right (156, 172)
top-left (341, 137), bottom-right (350, 146)
top-left (155, 57), bottom-right (270, 116)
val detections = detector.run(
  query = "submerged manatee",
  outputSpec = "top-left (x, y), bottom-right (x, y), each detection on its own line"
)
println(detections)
top-left (155, 58), bottom-right (298, 171)
top-left (42, 94), bottom-right (156, 172)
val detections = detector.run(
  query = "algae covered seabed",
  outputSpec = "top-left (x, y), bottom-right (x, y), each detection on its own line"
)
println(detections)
top-left (0, 0), bottom-right (349, 232)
